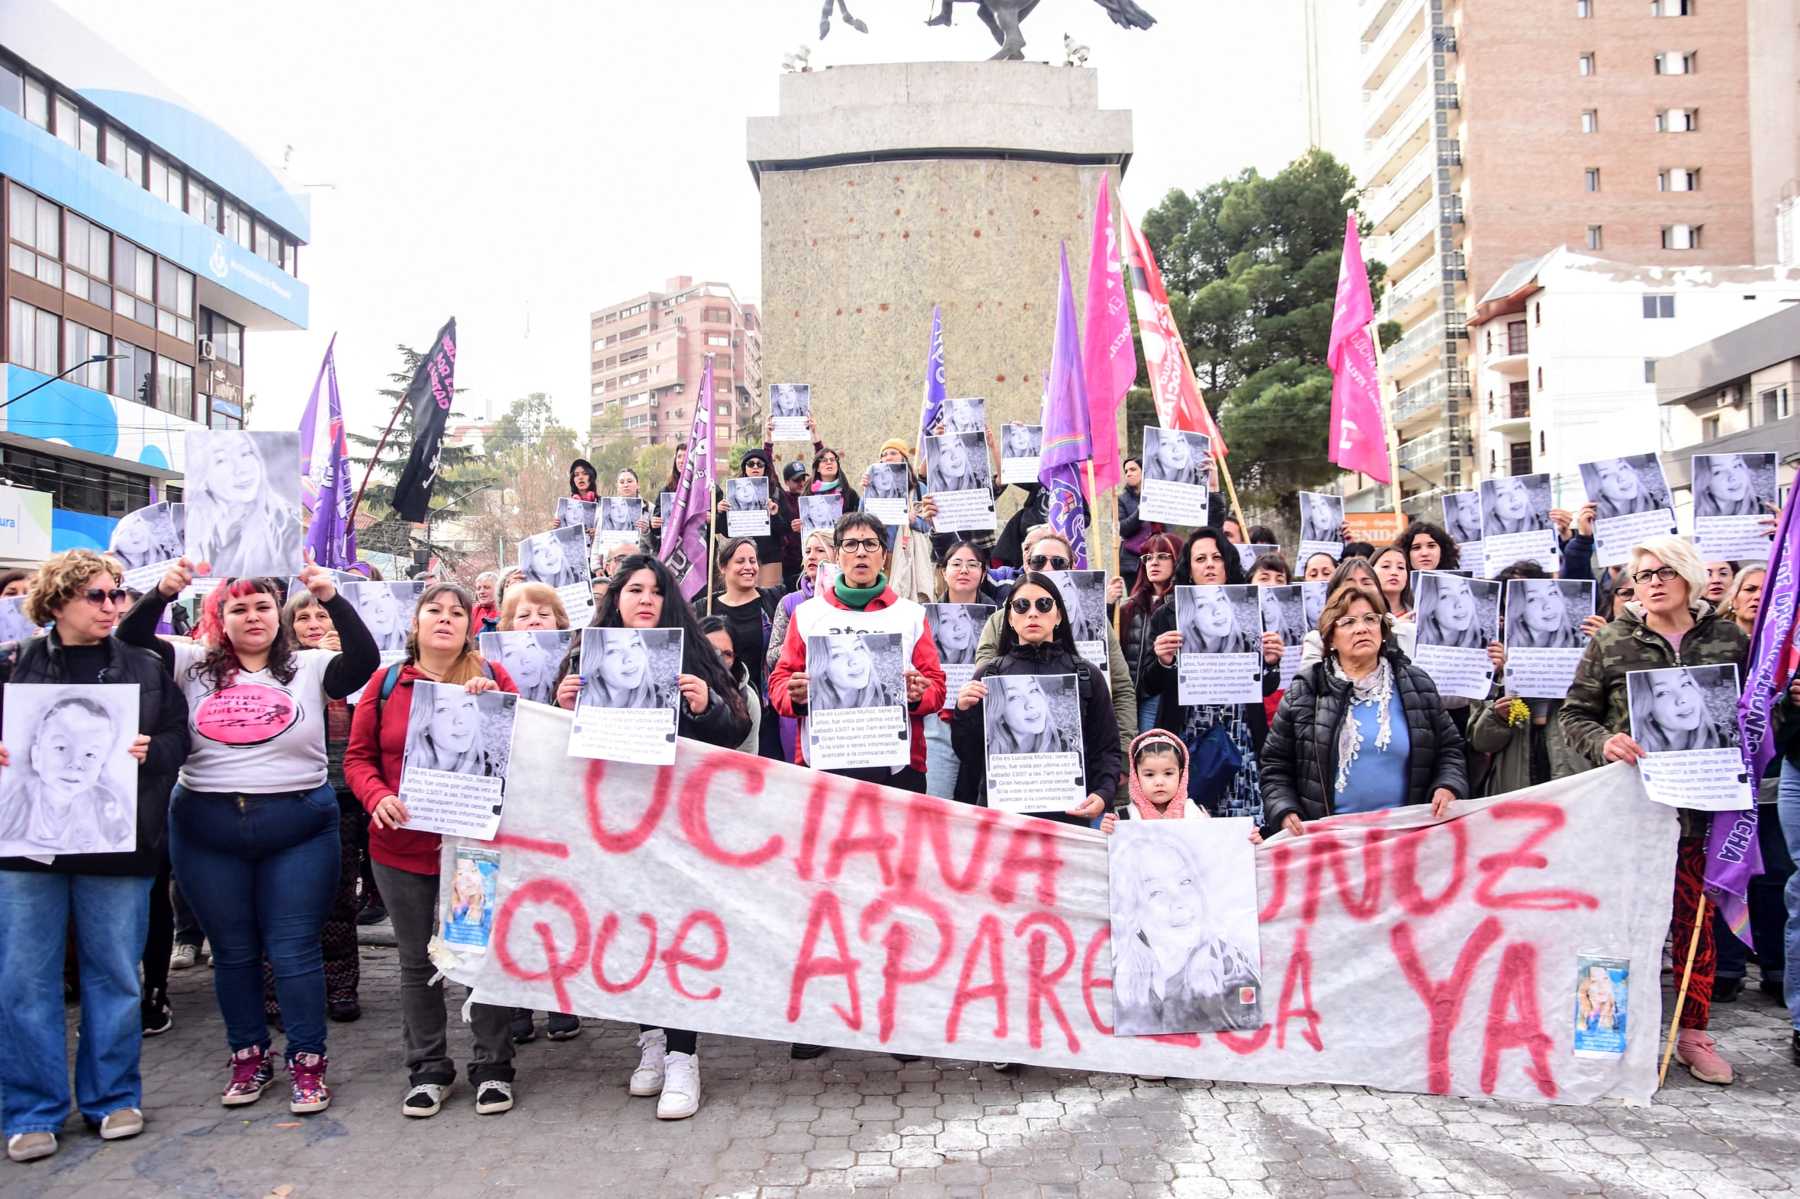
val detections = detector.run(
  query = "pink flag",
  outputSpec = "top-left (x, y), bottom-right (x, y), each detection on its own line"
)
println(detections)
top-left (1082, 174), bottom-right (1135, 493)
top-left (1326, 214), bottom-right (1391, 484)
top-left (1123, 215), bottom-right (1225, 453)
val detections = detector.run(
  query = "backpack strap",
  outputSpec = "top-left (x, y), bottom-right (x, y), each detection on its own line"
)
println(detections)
top-left (372, 662), bottom-right (404, 746)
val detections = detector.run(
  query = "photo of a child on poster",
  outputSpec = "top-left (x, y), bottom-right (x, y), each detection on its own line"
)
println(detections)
top-left (397, 682), bottom-right (517, 841)
top-left (0, 684), bottom-right (139, 858)
top-left (1108, 819), bottom-right (1264, 1036)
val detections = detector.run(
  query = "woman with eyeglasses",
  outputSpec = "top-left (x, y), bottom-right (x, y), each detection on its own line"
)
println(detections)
top-left (921, 539), bottom-right (998, 798)
top-left (1120, 532), bottom-right (1182, 733)
top-left (1139, 528), bottom-right (1284, 823)
top-left (1559, 535), bottom-right (1750, 1086)
top-left (0, 551), bottom-right (189, 1164)
top-left (1261, 582), bottom-right (1466, 837)
top-left (807, 445), bottom-right (860, 525)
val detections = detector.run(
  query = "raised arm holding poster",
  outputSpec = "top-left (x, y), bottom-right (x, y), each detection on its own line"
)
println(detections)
top-left (998, 423), bottom-right (1044, 486)
top-left (1138, 427), bottom-right (1211, 526)
top-left (726, 477), bottom-right (772, 539)
top-left (924, 433), bottom-right (996, 534)
top-left (183, 431), bottom-right (304, 578)
top-left (769, 383), bottom-right (812, 442)
top-left (1296, 491), bottom-right (1346, 565)
top-left (1480, 475), bottom-right (1558, 574)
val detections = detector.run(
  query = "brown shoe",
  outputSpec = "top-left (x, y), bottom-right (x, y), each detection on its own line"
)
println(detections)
top-left (6, 1132), bottom-right (56, 1162)
top-left (99, 1108), bottom-right (144, 1141)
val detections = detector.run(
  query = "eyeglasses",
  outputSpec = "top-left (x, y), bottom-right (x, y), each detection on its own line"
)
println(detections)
top-left (1629, 566), bottom-right (1680, 585)
top-left (1010, 596), bottom-right (1057, 615)
top-left (1141, 552), bottom-right (1174, 563)
top-left (1333, 613), bottom-right (1383, 631)
top-left (82, 587), bottom-right (130, 606)
top-left (1028, 554), bottom-right (1071, 570)
top-left (836, 538), bottom-right (884, 555)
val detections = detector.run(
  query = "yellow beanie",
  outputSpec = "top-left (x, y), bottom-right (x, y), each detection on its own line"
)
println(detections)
top-left (879, 437), bottom-right (914, 461)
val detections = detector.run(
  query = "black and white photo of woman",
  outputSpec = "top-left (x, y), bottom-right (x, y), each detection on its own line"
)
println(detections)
top-left (601, 498), bottom-right (644, 532)
top-left (1298, 491), bottom-right (1345, 547)
top-left (807, 633), bottom-right (903, 711)
top-left (1179, 586), bottom-right (1259, 655)
top-left (1692, 453), bottom-right (1772, 519)
top-left (519, 526), bottom-right (587, 590)
top-left (926, 432), bottom-right (989, 495)
top-left (926, 604), bottom-right (985, 667)
top-left (580, 628), bottom-right (680, 711)
top-left (345, 581), bottom-right (415, 655)
top-left (403, 683), bottom-right (508, 778)
top-left (1142, 427), bottom-right (1209, 487)
top-left (728, 478), bottom-right (766, 513)
top-left (1582, 456), bottom-right (1670, 520)
top-left (1503, 579), bottom-right (1585, 650)
top-left (184, 430), bottom-right (303, 577)
top-left (1626, 665), bottom-right (1739, 754)
top-left (982, 674), bottom-right (1078, 756)
top-left (770, 384), bottom-right (810, 419)
top-left (109, 503), bottom-right (181, 571)
top-left (1480, 475), bottom-right (1548, 536)
top-left (1442, 492), bottom-right (1482, 547)
top-left (1000, 423), bottom-right (1041, 460)
top-left (1414, 572), bottom-right (1494, 649)
top-left (944, 396), bottom-right (986, 434)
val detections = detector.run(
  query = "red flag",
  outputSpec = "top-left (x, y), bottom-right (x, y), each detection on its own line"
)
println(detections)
top-left (1122, 214), bottom-right (1226, 455)
top-left (1326, 214), bottom-right (1391, 484)
top-left (1082, 174), bottom-right (1135, 491)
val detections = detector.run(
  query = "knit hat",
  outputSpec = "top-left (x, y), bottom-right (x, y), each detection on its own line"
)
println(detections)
top-left (878, 438), bottom-right (914, 462)
top-left (739, 448), bottom-right (774, 475)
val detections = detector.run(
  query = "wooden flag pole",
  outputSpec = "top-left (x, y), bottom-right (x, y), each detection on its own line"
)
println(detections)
top-left (1368, 318), bottom-right (1406, 529)
top-left (1658, 892), bottom-right (1709, 1086)
top-left (706, 497), bottom-right (718, 616)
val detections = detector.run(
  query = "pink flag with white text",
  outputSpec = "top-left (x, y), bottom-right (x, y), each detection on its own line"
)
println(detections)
top-left (1327, 214), bottom-right (1391, 484)
top-left (1082, 174), bottom-right (1135, 493)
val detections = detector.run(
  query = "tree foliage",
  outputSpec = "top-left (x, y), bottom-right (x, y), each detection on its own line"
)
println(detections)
top-left (454, 393), bottom-right (583, 575)
top-left (1138, 149), bottom-right (1395, 515)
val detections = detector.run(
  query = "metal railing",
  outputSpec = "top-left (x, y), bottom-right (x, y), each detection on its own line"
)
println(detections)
top-left (1361, 91), bottom-right (1433, 186)
top-left (1370, 153), bottom-right (1434, 232)
top-left (1399, 429), bottom-right (1452, 470)
top-left (1363, 40), bottom-right (1431, 131)
top-left (1387, 315), bottom-right (1445, 373)
top-left (1378, 199), bottom-right (1439, 265)
top-left (1393, 375), bottom-right (1446, 423)
top-left (1360, 0), bottom-right (1427, 88)
top-left (1388, 258), bottom-right (1444, 315)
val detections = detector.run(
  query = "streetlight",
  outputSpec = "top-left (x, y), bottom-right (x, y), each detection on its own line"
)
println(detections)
top-left (0, 354), bottom-right (127, 411)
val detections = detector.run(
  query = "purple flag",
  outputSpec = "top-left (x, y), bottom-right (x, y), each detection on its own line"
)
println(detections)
top-left (1039, 244), bottom-right (1092, 569)
top-left (299, 337), bottom-right (356, 570)
top-left (660, 357), bottom-right (717, 600)
top-left (915, 304), bottom-right (946, 453)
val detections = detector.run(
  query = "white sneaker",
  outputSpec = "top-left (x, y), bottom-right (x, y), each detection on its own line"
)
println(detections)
top-left (402, 1082), bottom-right (448, 1118)
top-left (656, 1051), bottom-right (701, 1120)
top-left (169, 943), bottom-right (200, 971)
top-left (628, 1028), bottom-right (667, 1096)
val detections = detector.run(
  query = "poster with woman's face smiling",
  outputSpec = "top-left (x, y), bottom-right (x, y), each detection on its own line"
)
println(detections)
top-left (1626, 663), bottom-right (1752, 811)
top-left (805, 632), bottom-right (909, 771)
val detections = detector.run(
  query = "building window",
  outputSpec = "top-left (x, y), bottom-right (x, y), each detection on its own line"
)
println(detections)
top-left (155, 356), bottom-right (194, 421)
top-left (1585, 167), bottom-right (1601, 192)
top-left (200, 310), bottom-right (243, 367)
top-left (6, 183), bottom-right (62, 287)
top-left (1656, 108), bottom-right (1699, 132)
top-left (62, 212), bottom-right (111, 308)
top-left (1576, 0), bottom-right (1590, 14)
top-left (207, 394), bottom-right (243, 431)
top-left (51, 95), bottom-right (77, 148)
top-left (101, 125), bottom-right (128, 176)
top-left (1760, 386), bottom-right (1790, 422)
top-left (221, 202), bottom-right (251, 251)
top-left (1661, 223), bottom-right (1703, 249)
top-left (1659, 167), bottom-right (1700, 191)
top-left (1508, 320), bottom-right (1528, 354)
top-left (1651, 0), bottom-right (1694, 12)
top-left (1578, 53), bottom-right (1595, 75)
top-left (155, 261), bottom-right (195, 342)
top-left (63, 321), bottom-right (110, 391)
top-left (705, 334), bottom-right (731, 348)
top-left (112, 238), bottom-right (155, 326)
top-left (1654, 51), bottom-right (1696, 74)
top-left (77, 114), bottom-right (99, 160)
top-left (23, 77), bottom-right (48, 130)
top-left (1509, 443), bottom-right (1534, 476)
top-left (1537, 367), bottom-right (1545, 389)
top-left (148, 155), bottom-right (183, 208)
top-left (1701, 414), bottom-right (1721, 440)
top-left (1642, 293), bottom-right (1676, 318)
top-left (1643, 358), bottom-right (1657, 383)
top-left (111, 340), bottom-right (153, 407)
top-left (1, 448), bottom-right (151, 519)
top-left (1586, 225), bottom-right (1604, 250)
top-left (0, 61), bottom-right (19, 118)
top-left (1581, 109), bottom-right (1598, 133)
top-left (186, 181), bottom-right (208, 225)
top-left (7, 299), bottom-right (59, 375)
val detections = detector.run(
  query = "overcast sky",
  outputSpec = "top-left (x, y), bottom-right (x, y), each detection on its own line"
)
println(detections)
top-left (54, 0), bottom-right (1360, 441)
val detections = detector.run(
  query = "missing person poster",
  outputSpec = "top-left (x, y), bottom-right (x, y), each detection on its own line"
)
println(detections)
top-left (1174, 585), bottom-right (1263, 705)
top-left (1501, 579), bottom-right (1595, 700)
top-left (1108, 819), bottom-right (1264, 1036)
top-left (343, 579), bottom-right (424, 665)
top-left (597, 498), bottom-right (646, 554)
top-left (110, 501), bottom-right (184, 592)
top-left (982, 673), bottom-right (1084, 815)
top-left (943, 396), bottom-right (988, 434)
top-left (799, 494), bottom-right (843, 540)
top-left (1480, 475), bottom-right (1558, 575)
top-left (568, 628), bottom-right (683, 766)
top-left (183, 430), bottom-right (304, 578)
top-left (441, 844), bottom-right (502, 952)
top-left (397, 682), bottom-right (517, 841)
top-left (1045, 569), bottom-right (1108, 673)
top-left (478, 630), bottom-right (575, 707)
top-left (1691, 452), bottom-right (1777, 562)
top-left (863, 463), bottom-right (911, 527)
top-left (924, 603), bottom-right (994, 697)
top-left (1571, 954), bottom-right (1630, 1060)
top-left (1301, 580), bottom-right (1328, 637)
top-left (769, 383), bottom-right (812, 443)
top-left (1441, 491), bottom-right (1484, 578)
top-left (0, 596), bottom-right (39, 644)
top-left (998, 423), bottom-right (1043, 486)
top-left (1626, 664), bottom-right (1753, 811)
top-left (1411, 571), bottom-right (1500, 701)
top-left (1258, 584), bottom-right (1306, 688)
top-left (726, 477), bottom-right (772, 538)
top-left (1296, 491), bottom-right (1346, 565)
top-left (518, 526), bottom-right (594, 626)
top-left (1236, 543), bottom-right (1278, 574)
top-left (556, 497), bottom-right (598, 534)
top-left (924, 433), bottom-right (996, 534)
top-left (1138, 427), bottom-right (1212, 526)
top-left (0, 683), bottom-right (140, 858)
top-left (1580, 455), bottom-right (1677, 568)
top-left (806, 632), bottom-right (909, 771)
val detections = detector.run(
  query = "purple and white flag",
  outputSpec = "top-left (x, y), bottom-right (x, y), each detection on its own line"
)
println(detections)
top-left (915, 304), bottom-right (946, 454)
top-left (298, 336), bottom-right (356, 571)
top-left (1039, 243), bottom-right (1092, 570)
top-left (660, 357), bottom-right (716, 600)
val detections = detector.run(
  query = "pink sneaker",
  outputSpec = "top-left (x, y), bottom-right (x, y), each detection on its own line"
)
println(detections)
top-left (221, 1045), bottom-right (274, 1106)
top-left (1675, 1029), bottom-right (1733, 1085)
top-left (289, 1052), bottom-right (332, 1114)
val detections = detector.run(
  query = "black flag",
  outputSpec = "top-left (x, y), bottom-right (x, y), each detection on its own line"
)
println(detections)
top-left (391, 317), bottom-right (458, 523)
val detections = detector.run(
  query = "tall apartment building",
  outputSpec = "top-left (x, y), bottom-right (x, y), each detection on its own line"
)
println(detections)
top-left (1346, 0), bottom-right (1800, 514)
top-left (589, 276), bottom-right (762, 451)
top-left (0, 0), bottom-right (308, 552)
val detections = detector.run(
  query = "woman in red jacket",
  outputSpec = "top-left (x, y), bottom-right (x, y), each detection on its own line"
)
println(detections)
top-left (343, 582), bottom-right (519, 1120)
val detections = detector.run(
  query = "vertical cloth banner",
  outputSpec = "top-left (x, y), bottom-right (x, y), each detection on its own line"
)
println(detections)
top-left (1040, 244), bottom-right (1092, 570)
top-left (1082, 174), bottom-right (1135, 493)
top-left (437, 713), bottom-right (1674, 1107)
top-left (916, 305), bottom-right (946, 454)
top-left (298, 337), bottom-right (357, 570)
top-left (660, 357), bottom-right (716, 600)
top-left (391, 317), bottom-right (458, 523)
top-left (1123, 214), bottom-right (1226, 454)
top-left (1326, 215), bottom-right (1391, 484)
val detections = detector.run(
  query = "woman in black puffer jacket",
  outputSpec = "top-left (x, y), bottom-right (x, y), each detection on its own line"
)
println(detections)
top-left (1260, 581), bottom-right (1467, 839)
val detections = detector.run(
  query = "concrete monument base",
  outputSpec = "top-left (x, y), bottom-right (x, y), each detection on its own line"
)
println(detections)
top-left (747, 61), bottom-right (1133, 478)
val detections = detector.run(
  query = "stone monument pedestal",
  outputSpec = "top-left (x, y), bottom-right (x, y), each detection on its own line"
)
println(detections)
top-left (747, 62), bottom-right (1133, 475)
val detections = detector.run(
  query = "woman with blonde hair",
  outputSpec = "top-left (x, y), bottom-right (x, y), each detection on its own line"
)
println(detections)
top-left (1720, 564), bottom-right (1765, 635)
top-left (184, 433), bottom-right (301, 577)
top-left (498, 582), bottom-right (568, 633)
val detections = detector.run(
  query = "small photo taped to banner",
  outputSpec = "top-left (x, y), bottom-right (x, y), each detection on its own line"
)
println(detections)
top-left (183, 430), bottom-right (304, 579)
top-left (440, 844), bottom-right (502, 952)
top-left (569, 628), bottom-right (684, 766)
top-left (982, 673), bottom-right (1085, 815)
top-left (1627, 664), bottom-right (1753, 812)
top-left (806, 632), bottom-right (909, 771)
top-left (396, 682), bottom-right (518, 841)
top-left (1571, 954), bottom-right (1630, 1059)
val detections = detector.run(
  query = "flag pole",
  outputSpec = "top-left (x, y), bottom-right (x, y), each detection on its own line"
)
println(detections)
top-left (1173, 336), bottom-right (1247, 533)
top-left (349, 390), bottom-right (409, 525)
top-left (706, 497), bottom-right (717, 616)
top-left (1369, 319), bottom-right (1405, 529)
top-left (1658, 893), bottom-right (1709, 1086)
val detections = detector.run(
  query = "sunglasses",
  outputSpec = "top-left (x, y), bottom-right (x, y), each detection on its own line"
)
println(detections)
top-left (1010, 596), bottom-right (1057, 615)
top-left (1027, 554), bottom-right (1071, 570)
top-left (83, 588), bottom-right (130, 606)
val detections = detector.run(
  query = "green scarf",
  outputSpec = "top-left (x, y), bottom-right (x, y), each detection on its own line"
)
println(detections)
top-left (833, 572), bottom-right (888, 610)
top-left (813, 477), bottom-right (843, 493)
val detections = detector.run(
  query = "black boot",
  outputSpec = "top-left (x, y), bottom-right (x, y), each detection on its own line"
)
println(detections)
top-left (1713, 976), bottom-right (1744, 1003)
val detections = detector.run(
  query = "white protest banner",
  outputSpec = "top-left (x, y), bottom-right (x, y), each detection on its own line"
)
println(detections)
top-left (441, 709), bottom-right (1674, 1106)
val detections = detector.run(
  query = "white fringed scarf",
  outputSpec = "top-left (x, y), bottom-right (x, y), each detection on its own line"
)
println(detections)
top-left (1330, 656), bottom-right (1394, 794)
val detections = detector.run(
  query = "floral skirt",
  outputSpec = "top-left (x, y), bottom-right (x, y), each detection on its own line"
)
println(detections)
top-left (1181, 704), bottom-right (1264, 825)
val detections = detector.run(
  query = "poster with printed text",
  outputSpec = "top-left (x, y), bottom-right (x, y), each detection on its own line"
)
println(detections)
top-left (806, 632), bottom-right (909, 771)
top-left (1501, 579), bottom-right (1594, 700)
top-left (925, 433), bottom-right (996, 534)
top-left (726, 477), bottom-right (772, 539)
top-left (1579, 455), bottom-right (1677, 568)
top-left (1139, 427), bottom-right (1212, 526)
top-left (982, 672), bottom-right (1084, 815)
top-left (999, 423), bottom-right (1044, 486)
top-left (1296, 491), bottom-right (1346, 566)
top-left (1627, 664), bottom-right (1752, 811)
top-left (397, 682), bottom-right (517, 841)
top-left (1174, 585), bottom-right (1263, 705)
top-left (770, 383), bottom-right (813, 443)
top-left (1691, 452), bottom-right (1777, 562)
top-left (569, 628), bottom-right (683, 765)
top-left (1411, 572), bottom-right (1500, 701)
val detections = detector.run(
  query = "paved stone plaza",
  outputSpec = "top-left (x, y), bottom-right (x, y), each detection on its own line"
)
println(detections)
top-left (6, 943), bottom-right (1798, 1199)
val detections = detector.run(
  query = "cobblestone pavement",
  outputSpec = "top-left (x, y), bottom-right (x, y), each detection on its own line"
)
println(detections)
top-left (5, 944), bottom-right (1798, 1199)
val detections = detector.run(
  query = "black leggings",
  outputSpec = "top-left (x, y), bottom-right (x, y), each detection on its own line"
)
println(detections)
top-left (642, 1025), bottom-right (696, 1054)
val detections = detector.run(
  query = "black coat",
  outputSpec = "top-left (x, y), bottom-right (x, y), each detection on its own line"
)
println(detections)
top-left (1140, 602), bottom-right (1276, 753)
top-left (1260, 649), bottom-right (1468, 830)
top-left (949, 641), bottom-right (1121, 817)
top-left (0, 630), bottom-right (189, 877)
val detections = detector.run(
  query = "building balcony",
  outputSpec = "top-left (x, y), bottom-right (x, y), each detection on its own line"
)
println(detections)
top-left (1360, 0), bottom-right (1427, 94)
top-left (1363, 40), bottom-right (1431, 138)
top-left (1376, 200), bottom-right (1439, 279)
top-left (1482, 330), bottom-right (1529, 378)
top-left (1393, 375), bottom-right (1446, 428)
top-left (1359, 0), bottom-right (1408, 42)
top-left (1387, 258), bottom-right (1444, 324)
top-left (1369, 152), bottom-right (1433, 236)
top-left (1386, 315), bottom-right (1445, 380)
top-left (1361, 91), bottom-right (1434, 191)
top-left (1485, 390), bottom-right (1531, 435)
top-left (1399, 428), bottom-right (1452, 471)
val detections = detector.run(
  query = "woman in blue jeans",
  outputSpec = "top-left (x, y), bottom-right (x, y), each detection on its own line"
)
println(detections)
top-left (118, 558), bottom-right (377, 1115)
top-left (0, 549), bottom-right (188, 1164)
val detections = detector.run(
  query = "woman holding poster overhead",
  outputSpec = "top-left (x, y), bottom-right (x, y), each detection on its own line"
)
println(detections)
top-left (342, 583), bottom-right (522, 1121)
top-left (0, 550), bottom-right (188, 1163)
top-left (1559, 534), bottom-right (1749, 1086)
top-left (116, 559), bottom-right (379, 1118)
top-left (553, 554), bottom-right (750, 1121)
top-left (949, 572), bottom-right (1120, 822)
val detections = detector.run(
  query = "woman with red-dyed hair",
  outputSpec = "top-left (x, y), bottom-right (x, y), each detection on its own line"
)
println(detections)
top-left (117, 559), bottom-right (378, 1116)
